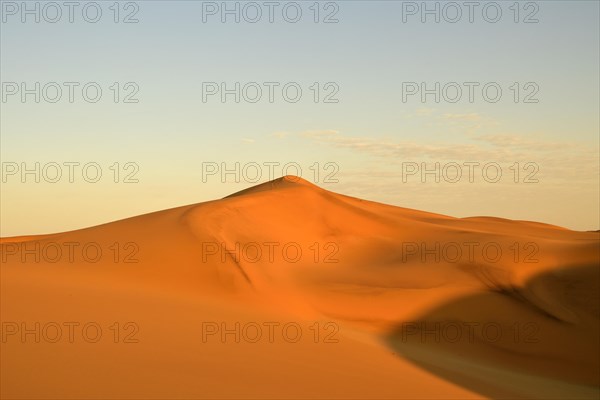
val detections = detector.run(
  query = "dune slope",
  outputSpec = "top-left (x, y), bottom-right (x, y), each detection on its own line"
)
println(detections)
top-left (1, 176), bottom-right (598, 399)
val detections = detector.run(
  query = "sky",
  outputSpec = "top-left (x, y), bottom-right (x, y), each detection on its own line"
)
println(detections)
top-left (1, 0), bottom-right (599, 235)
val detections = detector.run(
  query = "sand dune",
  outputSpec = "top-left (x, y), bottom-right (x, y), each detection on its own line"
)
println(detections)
top-left (1, 176), bottom-right (598, 399)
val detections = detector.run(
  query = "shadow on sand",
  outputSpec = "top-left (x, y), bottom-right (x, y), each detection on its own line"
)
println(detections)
top-left (384, 264), bottom-right (600, 399)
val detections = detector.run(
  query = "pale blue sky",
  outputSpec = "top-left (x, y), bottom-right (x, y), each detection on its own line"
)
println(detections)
top-left (1, 1), bottom-right (599, 234)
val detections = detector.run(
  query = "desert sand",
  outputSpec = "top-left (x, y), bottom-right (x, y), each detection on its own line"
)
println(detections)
top-left (1, 176), bottom-right (598, 399)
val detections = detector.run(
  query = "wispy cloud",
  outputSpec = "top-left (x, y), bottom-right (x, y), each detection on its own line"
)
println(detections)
top-left (475, 134), bottom-right (569, 151)
top-left (271, 131), bottom-right (289, 139)
top-left (301, 129), bottom-right (339, 138)
top-left (415, 108), bottom-right (435, 117)
top-left (298, 129), bottom-right (599, 184)
top-left (441, 113), bottom-right (481, 121)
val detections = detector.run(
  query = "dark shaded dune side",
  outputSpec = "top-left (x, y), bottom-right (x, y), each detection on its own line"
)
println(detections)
top-left (384, 264), bottom-right (600, 399)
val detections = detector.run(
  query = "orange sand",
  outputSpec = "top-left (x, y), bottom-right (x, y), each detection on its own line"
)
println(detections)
top-left (1, 176), bottom-right (598, 399)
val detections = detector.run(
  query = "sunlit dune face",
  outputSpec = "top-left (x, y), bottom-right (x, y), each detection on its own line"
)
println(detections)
top-left (1, 177), bottom-right (599, 399)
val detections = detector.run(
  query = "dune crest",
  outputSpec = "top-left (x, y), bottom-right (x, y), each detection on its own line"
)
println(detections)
top-left (224, 175), bottom-right (321, 198)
